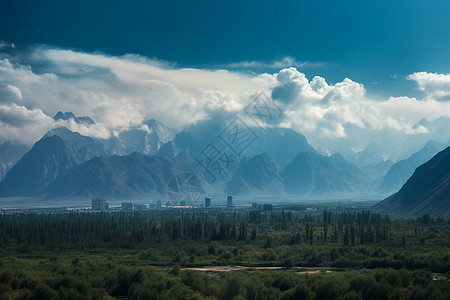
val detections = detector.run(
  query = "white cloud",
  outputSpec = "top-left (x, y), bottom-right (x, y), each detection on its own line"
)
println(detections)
top-left (271, 68), bottom-right (328, 106)
top-left (0, 46), bottom-right (449, 151)
top-left (271, 69), bottom-right (450, 139)
top-left (0, 48), bottom-right (272, 144)
top-left (408, 72), bottom-right (450, 101)
top-left (1, 85), bottom-right (23, 103)
top-left (0, 103), bottom-right (55, 144)
top-left (55, 118), bottom-right (111, 140)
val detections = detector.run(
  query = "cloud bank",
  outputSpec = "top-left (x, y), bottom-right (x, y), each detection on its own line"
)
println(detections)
top-left (0, 45), bottom-right (449, 150)
top-left (271, 68), bottom-right (450, 139)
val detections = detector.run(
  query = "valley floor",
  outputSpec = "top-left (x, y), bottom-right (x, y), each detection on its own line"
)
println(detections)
top-left (0, 205), bottom-right (449, 299)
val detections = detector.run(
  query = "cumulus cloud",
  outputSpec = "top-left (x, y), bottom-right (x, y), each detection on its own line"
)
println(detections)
top-left (271, 68), bottom-right (450, 139)
top-left (271, 68), bottom-right (335, 114)
top-left (0, 103), bottom-right (55, 144)
top-left (408, 72), bottom-right (450, 101)
top-left (1, 85), bottom-right (23, 103)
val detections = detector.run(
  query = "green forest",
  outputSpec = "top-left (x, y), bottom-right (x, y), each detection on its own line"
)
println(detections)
top-left (0, 208), bottom-right (449, 299)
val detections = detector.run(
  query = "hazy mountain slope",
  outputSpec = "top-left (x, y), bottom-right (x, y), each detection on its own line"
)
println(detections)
top-left (357, 142), bottom-right (391, 167)
top-left (0, 128), bottom-right (107, 197)
top-left (374, 146), bottom-right (450, 216)
top-left (54, 111), bottom-right (175, 156)
top-left (281, 152), bottom-right (369, 195)
top-left (106, 119), bottom-right (176, 155)
top-left (313, 117), bottom-right (450, 167)
top-left (246, 127), bottom-right (317, 167)
top-left (0, 142), bottom-right (29, 181)
top-left (360, 160), bottom-right (393, 181)
top-left (185, 119), bottom-right (317, 167)
top-left (416, 117), bottom-right (450, 146)
top-left (378, 141), bottom-right (445, 194)
top-left (225, 153), bottom-right (284, 194)
top-left (45, 153), bottom-right (195, 199)
top-left (157, 131), bottom-right (201, 158)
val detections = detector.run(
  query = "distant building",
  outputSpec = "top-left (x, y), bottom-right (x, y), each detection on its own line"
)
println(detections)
top-left (156, 200), bottom-right (162, 209)
top-left (252, 203), bottom-right (258, 209)
top-left (205, 197), bottom-right (211, 207)
top-left (122, 202), bottom-right (134, 211)
top-left (92, 198), bottom-right (107, 211)
top-left (227, 196), bottom-right (233, 208)
top-left (135, 204), bottom-right (148, 210)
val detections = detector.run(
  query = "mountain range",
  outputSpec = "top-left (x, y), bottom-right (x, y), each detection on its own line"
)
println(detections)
top-left (0, 111), bottom-right (448, 215)
top-left (325, 116), bottom-right (450, 168)
top-left (0, 128), bottom-right (107, 197)
top-left (182, 119), bottom-right (316, 167)
top-left (0, 112), bottom-right (374, 199)
top-left (45, 153), bottom-right (195, 200)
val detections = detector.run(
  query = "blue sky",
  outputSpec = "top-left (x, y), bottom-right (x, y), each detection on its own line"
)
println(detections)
top-left (2, 0), bottom-right (450, 97)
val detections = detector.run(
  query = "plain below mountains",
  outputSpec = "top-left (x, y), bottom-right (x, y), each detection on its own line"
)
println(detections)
top-left (374, 146), bottom-right (450, 216)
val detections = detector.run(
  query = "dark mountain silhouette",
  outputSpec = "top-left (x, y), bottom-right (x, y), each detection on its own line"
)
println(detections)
top-left (54, 111), bottom-right (95, 124)
top-left (374, 146), bottom-right (450, 216)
